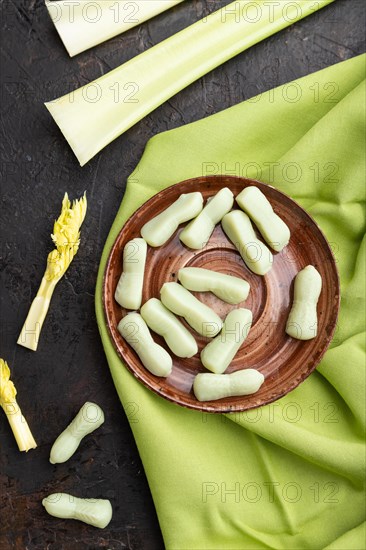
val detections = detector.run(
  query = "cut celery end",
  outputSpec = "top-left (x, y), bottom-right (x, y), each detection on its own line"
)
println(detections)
top-left (6, 407), bottom-right (37, 451)
top-left (45, 0), bottom-right (184, 57)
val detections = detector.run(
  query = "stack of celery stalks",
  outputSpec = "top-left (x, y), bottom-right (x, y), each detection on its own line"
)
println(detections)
top-left (44, 0), bottom-right (335, 166)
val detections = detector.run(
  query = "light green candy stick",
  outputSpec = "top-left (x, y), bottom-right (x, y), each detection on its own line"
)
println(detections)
top-left (160, 282), bottom-right (223, 337)
top-left (180, 187), bottom-right (234, 249)
top-left (141, 298), bottom-right (198, 358)
top-left (286, 265), bottom-right (322, 340)
top-left (201, 308), bottom-right (252, 374)
top-left (115, 238), bottom-right (147, 310)
top-left (178, 267), bottom-right (250, 305)
top-left (118, 313), bottom-right (172, 377)
top-left (236, 186), bottom-right (290, 252)
top-left (42, 493), bottom-right (112, 529)
top-left (193, 369), bottom-right (264, 402)
top-left (141, 192), bottom-right (203, 247)
top-left (222, 210), bottom-right (273, 275)
top-left (49, 402), bottom-right (104, 464)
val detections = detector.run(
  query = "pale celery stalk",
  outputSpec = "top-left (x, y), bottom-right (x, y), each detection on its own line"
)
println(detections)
top-left (45, 0), bottom-right (184, 57)
top-left (0, 359), bottom-right (37, 451)
top-left (17, 193), bottom-right (87, 351)
top-left (45, 0), bottom-right (334, 166)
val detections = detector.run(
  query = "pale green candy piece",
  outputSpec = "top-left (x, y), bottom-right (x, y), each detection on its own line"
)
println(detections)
top-left (236, 186), bottom-right (290, 252)
top-left (160, 282), bottom-right (223, 337)
top-left (178, 267), bottom-right (250, 304)
top-left (50, 402), bottom-right (104, 464)
top-left (193, 369), bottom-right (264, 402)
top-left (221, 210), bottom-right (273, 275)
top-left (114, 238), bottom-right (147, 310)
top-left (141, 298), bottom-right (198, 358)
top-left (180, 187), bottom-right (234, 249)
top-left (141, 192), bottom-right (203, 247)
top-left (118, 312), bottom-right (172, 377)
top-left (200, 308), bottom-right (252, 374)
top-left (42, 493), bottom-right (113, 529)
top-left (286, 265), bottom-right (322, 340)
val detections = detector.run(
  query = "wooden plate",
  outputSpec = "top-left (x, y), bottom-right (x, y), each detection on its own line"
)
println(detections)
top-left (103, 176), bottom-right (340, 413)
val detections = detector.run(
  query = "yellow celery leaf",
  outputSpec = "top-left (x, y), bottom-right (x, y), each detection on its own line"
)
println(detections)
top-left (0, 358), bottom-right (37, 451)
top-left (46, 192), bottom-right (87, 282)
top-left (0, 359), bottom-right (17, 405)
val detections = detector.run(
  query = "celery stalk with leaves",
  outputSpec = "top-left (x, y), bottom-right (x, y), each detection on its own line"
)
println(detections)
top-left (0, 359), bottom-right (37, 451)
top-left (17, 193), bottom-right (87, 351)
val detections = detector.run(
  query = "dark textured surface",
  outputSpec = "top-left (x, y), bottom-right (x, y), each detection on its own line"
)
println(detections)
top-left (0, 1), bottom-right (365, 548)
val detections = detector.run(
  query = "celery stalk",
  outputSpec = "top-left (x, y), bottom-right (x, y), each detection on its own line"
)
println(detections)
top-left (45, 0), bottom-right (334, 166)
top-left (0, 359), bottom-right (37, 452)
top-left (45, 0), bottom-right (184, 57)
top-left (17, 193), bottom-right (87, 351)
top-left (17, 278), bottom-right (57, 352)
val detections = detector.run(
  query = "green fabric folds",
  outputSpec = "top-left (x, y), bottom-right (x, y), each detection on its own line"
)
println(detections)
top-left (95, 54), bottom-right (366, 549)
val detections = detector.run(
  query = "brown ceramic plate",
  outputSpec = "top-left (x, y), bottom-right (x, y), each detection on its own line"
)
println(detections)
top-left (103, 176), bottom-right (340, 413)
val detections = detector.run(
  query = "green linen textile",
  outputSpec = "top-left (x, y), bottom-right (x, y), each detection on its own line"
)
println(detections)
top-left (96, 54), bottom-right (366, 549)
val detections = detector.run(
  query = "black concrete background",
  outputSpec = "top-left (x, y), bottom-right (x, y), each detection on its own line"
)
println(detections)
top-left (0, 1), bottom-right (365, 548)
